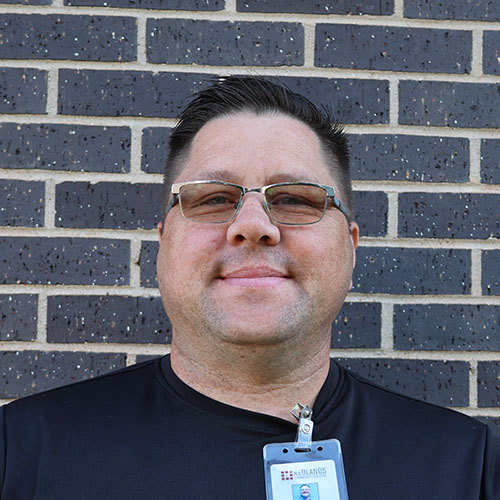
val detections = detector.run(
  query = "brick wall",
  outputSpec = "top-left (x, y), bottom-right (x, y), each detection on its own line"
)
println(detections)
top-left (0, 0), bottom-right (499, 432)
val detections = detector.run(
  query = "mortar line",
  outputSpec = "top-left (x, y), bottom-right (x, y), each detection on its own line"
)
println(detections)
top-left (44, 178), bottom-right (56, 229)
top-left (303, 22), bottom-right (316, 68)
top-left (36, 289), bottom-right (48, 343)
top-left (136, 14), bottom-right (147, 65)
top-left (45, 68), bottom-right (59, 117)
top-left (471, 28), bottom-right (484, 77)
top-left (469, 360), bottom-right (479, 408)
top-left (380, 302), bottom-right (394, 350)
top-left (386, 192), bottom-right (399, 238)
top-left (471, 248), bottom-right (482, 296)
top-left (129, 238), bottom-right (142, 288)
top-left (469, 137), bottom-right (482, 183)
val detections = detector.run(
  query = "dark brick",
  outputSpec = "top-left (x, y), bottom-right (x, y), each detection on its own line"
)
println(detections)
top-left (0, 15), bottom-right (136, 61)
top-left (0, 0), bottom-right (50, 3)
top-left (141, 127), bottom-right (171, 174)
top-left (47, 295), bottom-right (171, 344)
top-left (58, 70), bottom-right (211, 117)
top-left (353, 191), bottom-right (387, 237)
top-left (475, 417), bottom-right (500, 435)
top-left (55, 182), bottom-right (162, 230)
top-left (478, 362), bottom-right (500, 407)
top-left (394, 304), bottom-right (500, 351)
top-left (398, 193), bottom-right (500, 239)
top-left (0, 237), bottom-right (129, 285)
top-left (238, 0), bottom-right (394, 15)
top-left (65, 0), bottom-right (222, 9)
top-left (337, 358), bottom-right (469, 406)
top-left (481, 140), bottom-right (500, 184)
top-left (349, 134), bottom-right (469, 182)
top-left (0, 123), bottom-right (130, 172)
top-left (316, 25), bottom-right (470, 74)
top-left (404, 0), bottom-right (500, 21)
top-left (140, 241), bottom-right (158, 288)
top-left (147, 19), bottom-right (303, 66)
top-left (483, 32), bottom-right (500, 75)
top-left (483, 251), bottom-right (500, 296)
top-left (331, 302), bottom-right (381, 348)
top-left (0, 351), bottom-right (126, 398)
top-left (353, 247), bottom-right (471, 295)
top-left (399, 81), bottom-right (500, 128)
top-left (0, 68), bottom-right (47, 114)
top-left (0, 180), bottom-right (44, 227)
top-left (278, 76), bottom-right (389, 124)
top-left (0, 294), bottom-right (37, 341)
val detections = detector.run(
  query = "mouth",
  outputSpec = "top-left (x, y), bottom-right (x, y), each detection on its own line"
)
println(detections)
top-left (219, 267), bottom-right (290, 287)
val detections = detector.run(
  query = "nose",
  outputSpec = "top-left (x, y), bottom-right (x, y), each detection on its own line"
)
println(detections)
top-left (226, 193), bottom-right (281, 247)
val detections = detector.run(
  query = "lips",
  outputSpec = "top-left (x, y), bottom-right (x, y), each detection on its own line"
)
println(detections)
top-left (219, 267), bottom-right (289, 287)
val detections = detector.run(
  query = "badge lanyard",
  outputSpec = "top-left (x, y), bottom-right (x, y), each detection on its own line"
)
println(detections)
top-left (263, 403), bottom-right (349, 500)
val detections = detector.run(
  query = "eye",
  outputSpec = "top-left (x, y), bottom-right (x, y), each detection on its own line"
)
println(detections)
top-left (270, 194), bottom-right (312, 206)
top-left (204, 195), bottom-right (232, 205)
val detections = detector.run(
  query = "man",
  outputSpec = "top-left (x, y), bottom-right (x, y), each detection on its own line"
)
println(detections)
top-left (299, 484), bottom-right (312, 500)
top-left (0, 77), bottom-right (499, 499)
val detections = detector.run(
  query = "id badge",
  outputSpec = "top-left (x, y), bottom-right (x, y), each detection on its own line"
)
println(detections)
top-left (263, 404), bottom-right (349, 500)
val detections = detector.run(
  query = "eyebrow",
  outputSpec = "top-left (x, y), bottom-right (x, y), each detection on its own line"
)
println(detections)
top-left (192, 170), bottom-right (323, 185)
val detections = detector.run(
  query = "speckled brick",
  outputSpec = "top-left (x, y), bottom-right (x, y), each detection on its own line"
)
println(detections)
top-left (0, 294), bottom-right (37, 341)
top-left (478, 362), bottom-right (500, 407)
top-left (398, 193), bottom-right (500, 239)
top-left (349, 134), bottom-right (469, 182)
top-left (237, 0), bottom-right (394, 15)
top-left (0, 237), bottom-right (129, 285)
top-left (0, 15), bottom-right (136, 61)
top-left (0, 351), bottom-right (126, 398)
top-left (64, 0), bottom-right (222, 9)
top-left (353, 247), bottom-right (471, 295)
top-left (147, 19), bottom-right (303, 66)
top-left (331, 302), bottom-right (381, 348)
top-left (55, 182), bottom-right (162, 230)
top-left (0, 0), bottom-right (49, 4)
top-left (140, 241), bottom-right (158, 288)
top-left (336, 358), bottom-right (469, 406)
top-left (0, 180), bottom-right (44, 227)
top-left (483, 32), bottom-right (500, 75)
top-left (47, 296), bottom-right (171, 344)
top-left (483, 251), bottom-right (500, 296)
top-left (399, 81), bottom-right (500, 128)
top-left (58, 70), bottom-right (211, 117)
top-left (394, 304), bottom-right (500, 351)
top-left (0, 123), bottom-right (130, 172)
top-left (404, 0), bottom-right (500, 21)
top-left (278, 76), bottom-right (389, 124)
top-left (481, 140), bottom-right (500, 184)
top-left (315, 25), bottom-right (470, 74)
top-left (0, 68), bottom-right (47, 114)
top-left (353, 191), bottom-right (387, 237)
top-left (476, 417), bottom-right (500, 435)
top-left (141, 127), bottom-right (171, 174)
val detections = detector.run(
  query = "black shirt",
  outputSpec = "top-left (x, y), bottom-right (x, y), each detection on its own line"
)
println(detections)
top-left (1, 356), bottom-right (499, 499)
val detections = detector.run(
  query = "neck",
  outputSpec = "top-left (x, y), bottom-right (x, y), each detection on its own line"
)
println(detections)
top-left (170, 335), bottom-right (332, 423)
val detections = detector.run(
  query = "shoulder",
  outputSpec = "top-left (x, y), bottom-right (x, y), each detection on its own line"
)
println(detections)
top-left (338, 362), bottom-right (487, 439)
top-left (2, 357), bottom-right (162, 421)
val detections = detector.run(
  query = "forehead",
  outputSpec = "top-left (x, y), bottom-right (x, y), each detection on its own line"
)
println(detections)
top-left (175, 112), bottom-right (336, 185)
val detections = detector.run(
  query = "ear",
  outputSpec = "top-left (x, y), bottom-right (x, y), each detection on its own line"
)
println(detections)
top-left (348, 221), bottom-right (359, 289)
top-left (158, 221), bottom-right (164, 239)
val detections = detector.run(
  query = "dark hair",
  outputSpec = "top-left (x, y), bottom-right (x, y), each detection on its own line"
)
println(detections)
top-left (163, 76), bottom-right (353, 219)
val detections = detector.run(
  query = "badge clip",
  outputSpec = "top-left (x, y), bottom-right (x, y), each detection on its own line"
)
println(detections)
top-left (291, 402), bottom-right (314, 452)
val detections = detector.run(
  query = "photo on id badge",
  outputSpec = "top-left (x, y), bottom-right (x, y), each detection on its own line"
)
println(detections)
top-left (293, 482), bottom-right (320, 500)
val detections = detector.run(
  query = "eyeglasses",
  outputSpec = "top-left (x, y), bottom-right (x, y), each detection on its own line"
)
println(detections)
top-left (165, 180), bottom-right (350, 225)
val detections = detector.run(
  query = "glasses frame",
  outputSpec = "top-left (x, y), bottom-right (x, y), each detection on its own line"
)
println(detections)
top-left (165, 180), bottom-right (350, 225)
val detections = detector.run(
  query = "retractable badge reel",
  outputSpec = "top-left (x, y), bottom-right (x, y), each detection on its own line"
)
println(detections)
top-left (263, 403), bottom-right (349, 500)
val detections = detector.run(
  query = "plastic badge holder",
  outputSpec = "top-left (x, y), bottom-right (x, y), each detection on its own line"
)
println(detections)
top-left (263, 439), bottom-right (349, 500)
top-left (263, 404), bottom-right (349, 500)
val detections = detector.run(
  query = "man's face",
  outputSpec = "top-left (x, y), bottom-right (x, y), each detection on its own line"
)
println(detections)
top-left (300, 485), bottom-right (311, 498)
top-left (157, 112), bottom-right (358, 355)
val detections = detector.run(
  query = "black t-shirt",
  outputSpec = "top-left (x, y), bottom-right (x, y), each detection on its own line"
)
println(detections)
top-left (1, 356), bottom-right (499, 499)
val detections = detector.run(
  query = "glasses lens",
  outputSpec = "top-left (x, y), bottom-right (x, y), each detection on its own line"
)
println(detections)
top-left (179, 182), bottom-right (242, 222)
top-left (265, 184), bottom-right (327, 224)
